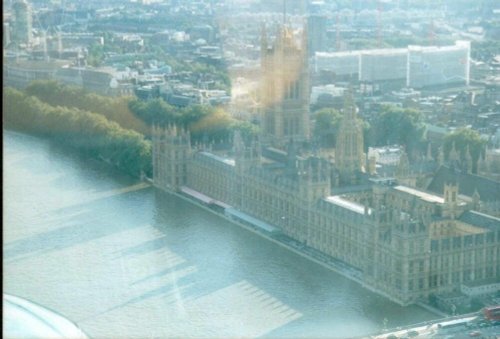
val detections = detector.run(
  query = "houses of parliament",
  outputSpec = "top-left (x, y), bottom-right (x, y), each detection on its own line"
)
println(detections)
top-left (153, 23), bottom-right (500, 306)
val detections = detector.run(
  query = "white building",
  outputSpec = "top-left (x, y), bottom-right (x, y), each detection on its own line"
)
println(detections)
top-left (359, 48), bottom-right (407, 82)
top-left (313, 41), bottom-right (470, 89)
top-left (407, 41), bottom-right (470, 88)
top-left (314, 51), bottom-right (359, 77)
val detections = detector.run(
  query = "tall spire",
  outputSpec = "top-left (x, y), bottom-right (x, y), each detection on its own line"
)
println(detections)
top-left (449, 142), bottom-right (459, 162)
top-left (335, 87), bottom-right (365, 185)
top-left (426, 142), bottom-right (433, 161)
top-left (465, 144), bottom-right (473, 173)
top-left (397, 148), bottom-right (410, 179)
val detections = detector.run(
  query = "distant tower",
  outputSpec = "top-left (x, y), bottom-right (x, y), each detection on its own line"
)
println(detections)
top-left (260, 22), bottom-right (310, 148)
top-left (426, 142), bottom-right (433, 161)
top-left (233, 130), bottom-right (261, 174)
top-left (335, 87), bottom-right (365, 185)
top-left (12, 0), bottom-right (32, 46)
top-left (465, 144), bottom-right (473, 173)
top-left (368, 154), bottom-right (377, 175)
top-left (396, 149), bottom-right (416, 187)
top-left (437, 146), bottom-right (444, 166)
top-left (448, 142), bottom-right (459, 163)
top-left (307, 14), bottom-right (326, 56)
top-left (152, 125), bottom-right (191, 192)
top-left (472, 188), bottom-right (481, 211)
top-left (443, 181), bottom-right (459, 219)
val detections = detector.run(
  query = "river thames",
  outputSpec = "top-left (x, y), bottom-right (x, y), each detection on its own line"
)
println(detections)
top-left (4, 130), bottom-right (437, 338)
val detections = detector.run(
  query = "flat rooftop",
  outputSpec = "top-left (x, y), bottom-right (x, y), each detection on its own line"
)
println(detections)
top-left (199, 151), bottom-right (235, 167)
top-left (324, 195), bottom-right (370, 215)
top-left (394, 185), bottom-right (445, 204)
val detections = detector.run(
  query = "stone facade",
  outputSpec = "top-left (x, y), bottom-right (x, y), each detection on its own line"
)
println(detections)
top-left (260, 24), bottom-right (310, 147)
top-left (335, 87), bottom-right (365, 185)
top-left (151, 22), bottom-right (498, 307)
top-left (152, 125), bottom-right (500, 306)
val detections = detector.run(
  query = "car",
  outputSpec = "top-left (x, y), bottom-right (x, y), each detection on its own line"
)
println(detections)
top-left (468, 330), bottom-right (481, 337)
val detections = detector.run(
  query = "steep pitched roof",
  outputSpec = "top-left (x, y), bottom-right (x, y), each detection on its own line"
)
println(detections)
top-left (427, 165), bottom-right (500, 202)
top-left (459, 210), bottom-right (500, 231)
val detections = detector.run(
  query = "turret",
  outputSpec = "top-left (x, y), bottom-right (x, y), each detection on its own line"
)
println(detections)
top-left (152, 124), bottom-right (191, 192)
top-left (465, 144), bottom-right (473, 173)
top-left (234, 130), bottom-right (261, 173)
top-left (335, 86), bottom-right (365, 185)
top-left (449, 142), bottom-right (459, 163)
top-left (442, 180), bottom-right (459, 219)
top-left (472, 188), bottom-right (481, 211)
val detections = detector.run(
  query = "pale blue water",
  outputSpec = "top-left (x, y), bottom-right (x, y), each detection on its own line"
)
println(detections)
top-left (4, 130), bottom-right (437, 338)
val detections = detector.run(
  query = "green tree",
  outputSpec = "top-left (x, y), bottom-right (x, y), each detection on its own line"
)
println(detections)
top-left (190, 108), bottom-right (234, 143)
top-left (372, 105), bottom-right (425, 158)
top-left (231, 120), bottom-right (260, 143)
top-left (4, 87), bottom-right (152, 178)
top-left (313, 108), bottom-right (343, 148)
top-left (26, 80), bottom-right (149, 135)
top-left (443, 128), bottom-right (486, 173)
top-left (180, 104), bottom-right (213, 128)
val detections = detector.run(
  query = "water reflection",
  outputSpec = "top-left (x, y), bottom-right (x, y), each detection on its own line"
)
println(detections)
top-left (4, 131), bottom-right (437, 338)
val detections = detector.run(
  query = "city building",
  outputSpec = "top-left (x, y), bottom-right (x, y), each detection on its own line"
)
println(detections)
top-left (313, 41), bottom-right (471, 89)
top-left (150, 24), bottom-right (499, 309)
top-left (307, 14), bottom-right (327, 56)
top-left (359, 48), bottom-right (407, 90)
top-left (314, 50), bottom-right (359, 80)
top-left (153, 119), bottom-right (500, 306)
top-left (11, 0), bottom-right (33, 46)
top-left (260, 23), bottom-right (310, 147)
top-left (407, 41), bottom-right (471, 89)
top-left (335, 88), bottom-right (365, 185)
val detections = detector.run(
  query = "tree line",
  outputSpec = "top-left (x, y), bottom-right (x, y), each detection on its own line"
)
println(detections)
top-left (4, 87), bottom-right (152, 178)
top-left (4, 80), bottom-right (259, 178)
top-left (24, 80), bottom-right (258, 145)
top-left (128, 97), bottom-right (258, 144)
top-left (313, 104), bottom-right (426, 157)
top-left (25, 80), bottom-right (149, 135)
top-left (313, 103), bottom-right (486, 173)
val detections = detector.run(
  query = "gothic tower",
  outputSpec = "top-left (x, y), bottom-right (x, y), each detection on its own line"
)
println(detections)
top-left (335, 87), bottom-right (365, 185)
top-left (233, 130), bottom-right (261, 173)
top-left (442, 181), bottom-right (459, 219)
top-left (152, 124), bottom-right (191, 192)
top-left (396, 149), bottom-right (416, 187)
top-left (260, 22), bottom-right (310, 148)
